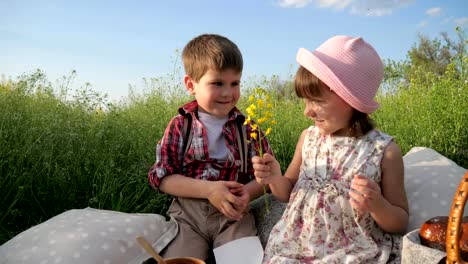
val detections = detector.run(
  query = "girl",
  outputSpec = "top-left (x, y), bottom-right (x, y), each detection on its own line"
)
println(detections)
top-left (253, 35), bottom-right (409, 263)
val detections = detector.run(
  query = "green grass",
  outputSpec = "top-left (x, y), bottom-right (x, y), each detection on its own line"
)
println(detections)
top-left (374, 63), bottom-right (468, 165)
top-left (0, 61), bottom-right (466, 245)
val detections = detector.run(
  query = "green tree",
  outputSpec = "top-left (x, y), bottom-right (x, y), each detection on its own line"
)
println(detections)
top-left (408, 33), bottom-right (452, 75)
top-left (383, 27), bottom-right (466, 89)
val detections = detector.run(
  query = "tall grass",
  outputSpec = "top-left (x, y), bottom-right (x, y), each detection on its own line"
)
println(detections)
top-left (0, 59), bottom-right (466, 245)
top-left (375, 63), bottom-right (468, 165)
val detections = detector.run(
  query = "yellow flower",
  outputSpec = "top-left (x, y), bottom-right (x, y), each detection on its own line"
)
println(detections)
top-left (256, 99), bottom-right (264, 108)
top-left (243, 116), bottom-right (251, 125)
top-left (243, 87), bottom-right (276, 214)
top-left (261, 117), bottom-right (272, 124)
top-left (250, 132), bottom-right (258, 140)
top-left (246, 105), bottom-right (256, 118)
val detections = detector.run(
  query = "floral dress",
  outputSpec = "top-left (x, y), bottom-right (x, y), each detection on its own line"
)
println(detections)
top-left (263, 126), bottom-right (402, 264)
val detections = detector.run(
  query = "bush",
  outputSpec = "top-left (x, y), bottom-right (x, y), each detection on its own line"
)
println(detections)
top-left (375, 62), bottom-right (467, 167)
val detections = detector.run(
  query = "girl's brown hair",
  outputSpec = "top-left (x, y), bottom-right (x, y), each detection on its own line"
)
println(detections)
top-left (294, 66), bottom-right (375, 136)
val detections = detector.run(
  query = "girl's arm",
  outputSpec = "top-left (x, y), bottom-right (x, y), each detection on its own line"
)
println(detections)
top-left (371, 142), bottom-right (409, 233)
top-left (254, 129), bottom-right (306, 202)
top-left (350, 141), bottom-right (409, 233)
top-left (349, 141), bottom-right (409, 233)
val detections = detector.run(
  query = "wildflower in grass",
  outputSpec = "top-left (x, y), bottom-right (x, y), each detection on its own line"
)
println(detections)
top-left (244, 87), bottom-right (276, 213)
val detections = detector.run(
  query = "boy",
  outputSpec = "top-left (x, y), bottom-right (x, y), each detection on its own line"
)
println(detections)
top-left (148, 34), bottom-right (272, 261)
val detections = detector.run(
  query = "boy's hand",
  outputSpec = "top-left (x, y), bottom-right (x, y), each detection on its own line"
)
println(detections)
top-left (252, 153), bottom-right (282, 185)
top-left (230, 186), bottom-right (251, 216)
top-left (207, 181), bottom-right (245, 221)
top-left (349, 174), bottom-right (384, 214)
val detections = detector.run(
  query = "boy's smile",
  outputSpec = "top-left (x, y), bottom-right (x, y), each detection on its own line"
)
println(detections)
top-left (185, 68), bottom-right (241, 118)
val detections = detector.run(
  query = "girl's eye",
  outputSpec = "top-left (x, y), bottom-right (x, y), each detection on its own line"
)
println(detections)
top-left (231, 82), bottom-right (239, 87)
top-left (213, 82), bottom-right (223, 86)
top-left (306, 98), bottom-right (323, 103)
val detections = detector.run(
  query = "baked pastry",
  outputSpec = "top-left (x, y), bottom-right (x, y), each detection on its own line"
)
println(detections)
top-left (419, 216), bottom-right (468, 260)
top-left (420, 216), bottom-right (449, 251)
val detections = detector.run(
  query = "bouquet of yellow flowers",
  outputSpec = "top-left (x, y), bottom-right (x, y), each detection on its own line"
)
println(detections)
top-left (244, 87), bottom-right (276, 213)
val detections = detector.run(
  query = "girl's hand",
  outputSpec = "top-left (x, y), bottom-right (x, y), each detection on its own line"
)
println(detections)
top-left (252, 153), bottom-right (282, 185)
top-left (349, 174), bottom-right (384, 214)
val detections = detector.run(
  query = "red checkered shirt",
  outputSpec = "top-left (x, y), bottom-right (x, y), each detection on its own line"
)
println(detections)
top-left (148, 100), bottom-right (272, 192)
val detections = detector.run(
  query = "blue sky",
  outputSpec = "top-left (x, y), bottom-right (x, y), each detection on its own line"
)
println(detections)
top-left (1, 0), bottom-right (467, 101)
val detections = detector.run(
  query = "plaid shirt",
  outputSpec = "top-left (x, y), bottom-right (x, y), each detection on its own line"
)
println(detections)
top-left (148, 100), bottom-right (272, 192)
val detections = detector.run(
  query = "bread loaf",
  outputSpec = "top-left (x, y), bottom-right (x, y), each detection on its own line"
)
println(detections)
top-left (419, 216), bottom-right (468, 260)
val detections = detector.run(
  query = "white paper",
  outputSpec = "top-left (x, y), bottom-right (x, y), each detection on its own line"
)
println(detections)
top-left (213, 236), bottom-right (264, 264)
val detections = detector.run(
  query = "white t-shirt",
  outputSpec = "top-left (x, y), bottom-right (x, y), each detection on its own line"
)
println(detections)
top-left (197, 111), bottom-right (229, 160)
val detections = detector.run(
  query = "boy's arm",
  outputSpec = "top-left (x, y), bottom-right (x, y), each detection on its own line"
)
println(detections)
top-left (243, 180), bottom-right (266, 201)
top-left (148, 115), bottom-right (187, 191)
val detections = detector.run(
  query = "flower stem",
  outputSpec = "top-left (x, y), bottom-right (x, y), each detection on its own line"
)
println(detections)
top-left (258, 130), bottom-right (270, 214)
top-left (263, 185), bottom-right (270, 214)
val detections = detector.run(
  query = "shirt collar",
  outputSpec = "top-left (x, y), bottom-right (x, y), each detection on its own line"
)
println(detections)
top-left (178, 100), bottom-right (245, 123)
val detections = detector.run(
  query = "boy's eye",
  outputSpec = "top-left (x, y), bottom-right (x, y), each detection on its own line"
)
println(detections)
top-left (212, 82), bottom-right (223, 86)
top-left (231, 82), bottom-right (240, 86)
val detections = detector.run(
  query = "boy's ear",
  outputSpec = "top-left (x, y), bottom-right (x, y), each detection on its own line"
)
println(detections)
top-left (184, 75), bottom-right (195, 95)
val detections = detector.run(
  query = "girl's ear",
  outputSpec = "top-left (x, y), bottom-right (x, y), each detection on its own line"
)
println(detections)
top-left (184, 75), bottom-right (195, 95)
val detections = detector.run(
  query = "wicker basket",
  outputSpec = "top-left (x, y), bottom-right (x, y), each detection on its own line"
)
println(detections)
top-left (402, 170), bottom-right (468, 264)
top-left (446, 170), bottom-right (468, 263)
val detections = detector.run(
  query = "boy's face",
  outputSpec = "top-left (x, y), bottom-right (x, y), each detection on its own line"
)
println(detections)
top-left (185, 68), bottom-right (241, 118)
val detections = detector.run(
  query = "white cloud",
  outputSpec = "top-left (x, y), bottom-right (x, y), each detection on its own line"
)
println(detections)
top-left (278, 0), bottom-right (312, 8)
top-left (277, 0), bottom-right (415, 16)
top-left (441, 17), bottom-right (452, 24)
top-left (417, 20), bottom-right (428, 28)
top-left (316, 0), bottom-right (353, 9)
top-left (350, 0), bottom-right (415, 16)
top-left (425, 7), bottom-right (442, 17)
top-left (454, 17), bottom-right (468, 27)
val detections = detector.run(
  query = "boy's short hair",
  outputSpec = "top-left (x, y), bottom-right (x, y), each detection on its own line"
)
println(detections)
top-left (294, 66), bottom-right (375, 136)
top-left (182, 34), bottom-right (243, 82)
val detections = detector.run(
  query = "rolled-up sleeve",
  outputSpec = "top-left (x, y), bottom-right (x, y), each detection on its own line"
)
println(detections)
top-left (148, 116), bottom-right (184, 191)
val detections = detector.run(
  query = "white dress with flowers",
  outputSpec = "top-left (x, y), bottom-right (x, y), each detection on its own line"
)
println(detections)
top-left (263, 126), bottom-right (402, 264)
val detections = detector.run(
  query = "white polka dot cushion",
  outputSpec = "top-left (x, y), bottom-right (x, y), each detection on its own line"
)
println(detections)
top-left (403, 147), bottom-right (467, 232)
top-left (0, 207), bottom-right (178, 264)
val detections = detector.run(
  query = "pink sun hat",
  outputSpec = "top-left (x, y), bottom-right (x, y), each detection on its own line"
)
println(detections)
top-left (296, 35), bottom-right (384, 113)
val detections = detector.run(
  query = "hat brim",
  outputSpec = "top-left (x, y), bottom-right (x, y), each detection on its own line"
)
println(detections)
top-left (296, 47), bottom-right (379, 113)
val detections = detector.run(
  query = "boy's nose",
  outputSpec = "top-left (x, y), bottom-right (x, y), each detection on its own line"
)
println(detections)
top-left (221, 87), bottom-right (232, 96)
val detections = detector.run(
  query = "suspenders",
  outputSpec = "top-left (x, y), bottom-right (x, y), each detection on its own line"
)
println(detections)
top-left (182, 115), bottom-right (248, 174)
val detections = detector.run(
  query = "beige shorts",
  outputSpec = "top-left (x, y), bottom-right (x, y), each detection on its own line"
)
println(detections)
top-left (161, 197), bottom-right (257, 260)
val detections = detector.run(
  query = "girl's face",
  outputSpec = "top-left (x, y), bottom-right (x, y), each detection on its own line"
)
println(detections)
top-left (185, 68), bottom-right (241, 118)
top-left (303, 82), bottom-right (354, 136)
